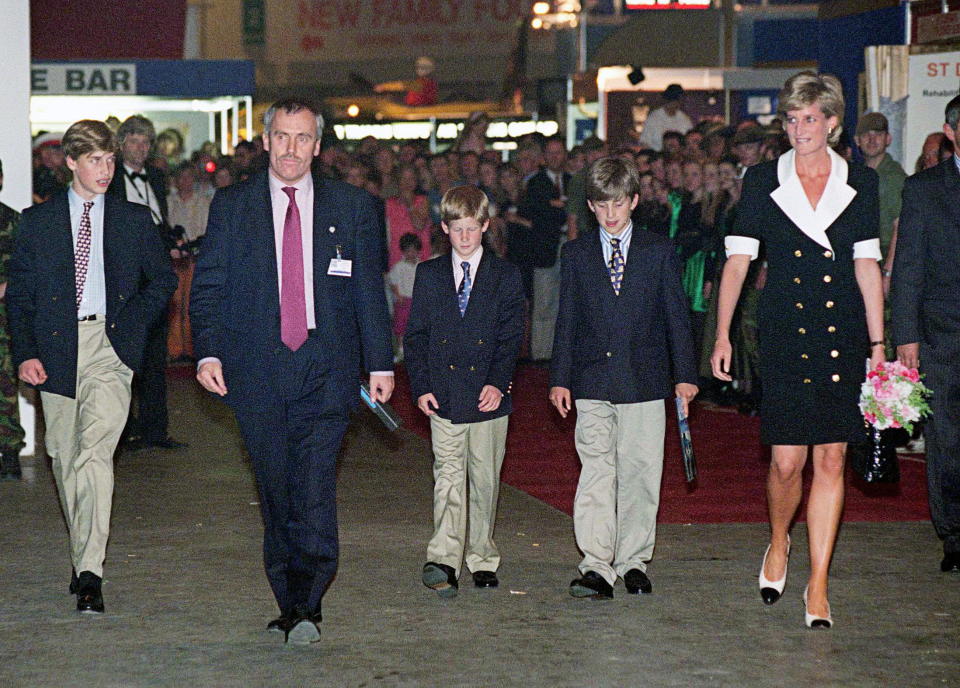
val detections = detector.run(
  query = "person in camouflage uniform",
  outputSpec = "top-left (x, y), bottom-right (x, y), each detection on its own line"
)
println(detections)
top-left (0, 158), bottom-right (26, 479)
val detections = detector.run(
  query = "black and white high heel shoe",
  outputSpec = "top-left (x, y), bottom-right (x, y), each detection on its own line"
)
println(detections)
top-left (758, 535), bottom-right (790, 605)
top-left (803, 586), bottom-right (833, 629)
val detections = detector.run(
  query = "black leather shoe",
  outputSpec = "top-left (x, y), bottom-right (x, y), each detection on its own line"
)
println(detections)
top-left (941, 552), bottom-right (960, 573)
top-left (76, 571), bottom-right (104, 614)
top-left (267, 615), bottom-right (294, 634)
top-left (569, 571), bottom-right (613, 599)
top-left (145, 437), bottom-right (188, 450)
top-left (422, 562), bottom-right (458, 598)
top-left (0, 452), bottom-right (22, 480)
top-left (472, 570), bottom-right (499, 588)
top-left (284, 606), bottom-right (321, 645)
top-left (623, 568), bottom-right (653, 594)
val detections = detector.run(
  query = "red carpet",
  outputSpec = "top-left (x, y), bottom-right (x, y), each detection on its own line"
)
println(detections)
top-left (389, 365), bottom-right (930, 524)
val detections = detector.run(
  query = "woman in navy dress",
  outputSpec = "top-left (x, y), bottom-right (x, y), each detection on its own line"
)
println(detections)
top-left (711, 72), bottom-right (885, 629)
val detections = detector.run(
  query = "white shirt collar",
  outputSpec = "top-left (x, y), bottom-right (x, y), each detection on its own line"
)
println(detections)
top-left (769, 147), bottom-right (856, 257)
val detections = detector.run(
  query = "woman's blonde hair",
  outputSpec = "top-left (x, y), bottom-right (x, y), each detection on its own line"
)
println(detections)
top-left (777, 71), bottom-right (845, 146)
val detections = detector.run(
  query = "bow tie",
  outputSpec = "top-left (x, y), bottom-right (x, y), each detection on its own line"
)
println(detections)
top-left (128, 171), bottom-right (148, 182)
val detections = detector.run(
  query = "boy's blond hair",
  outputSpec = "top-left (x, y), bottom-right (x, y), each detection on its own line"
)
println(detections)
top-left (440, 184), bottom-right (489, 225)
top-left (585, 157), bottom-right (641, 202)
top-left (62, 120), bottom-right (116, 161)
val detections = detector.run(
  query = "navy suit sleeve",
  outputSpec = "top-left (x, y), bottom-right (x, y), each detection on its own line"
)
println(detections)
top-left (485, 263), bottom-right (525, 393)
top-left (351, 192), bottom-right (393, 374)
top-left (190, 189), bottom-right (231, 361)
top-left (403, 261), bottom-right (432, 401)
top-left (661, 245), bottom-right (698, 385)
top-left (6, 209), bottom-right (40, 368)
top-left (549, 241), bottom-right (576, 390)
top-left (890, 174), bottom-right (926, 346)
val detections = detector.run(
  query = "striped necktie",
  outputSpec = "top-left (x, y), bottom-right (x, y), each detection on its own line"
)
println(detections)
top-left (608, 237), bottom-right (625, 296)
top-left (457, 262), bottom-right (472, 317)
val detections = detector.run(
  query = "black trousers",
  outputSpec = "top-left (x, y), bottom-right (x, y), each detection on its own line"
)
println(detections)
top-left (922, 352), bottom-right (960, 555)
top-left (233, 337), bottom-right (351, 616)
top-left (131, 315), bottom-right (169, 443)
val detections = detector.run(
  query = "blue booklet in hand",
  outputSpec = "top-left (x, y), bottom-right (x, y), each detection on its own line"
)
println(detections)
top-left (675, 397), bottom-right (697, 483)
top-left (360, 382), bottom-right (402, 432)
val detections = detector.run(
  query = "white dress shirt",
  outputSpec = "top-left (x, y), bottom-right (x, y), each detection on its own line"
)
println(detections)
top-left (452, 245), bottom-right (483, 292)
top-left (69, 188), bottom-right (106, 318)
top-left (638, 107), bottom-right (693, 151)
top-left (122, 164), bottom-right (163, 225)
top-left (598, 221), bottom-right (634, 266)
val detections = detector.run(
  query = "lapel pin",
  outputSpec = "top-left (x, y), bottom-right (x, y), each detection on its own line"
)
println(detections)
top-left (329, 226), bottom-right (336, 233)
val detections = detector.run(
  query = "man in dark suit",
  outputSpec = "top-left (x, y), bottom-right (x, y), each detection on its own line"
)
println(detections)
top-left (520, 136), bottom-right (570, 361)
top-left (190, 99), bottom-right (394, 644)
top-left (7, 120), bottom-right (176, 613)
top-left (549, 157), bottom-right (697, 598)
top-left (891, 94), bottom-right (960, 574)
top-left (107, 114), bottom-right (184, 451)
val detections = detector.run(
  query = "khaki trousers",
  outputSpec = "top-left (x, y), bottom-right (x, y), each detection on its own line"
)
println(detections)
top-left (573, 398), bottom-right (665, 585)
top-left (427, 414), bottom-right (509, 576)
top-left (41, 319), bottom-right (132, 577)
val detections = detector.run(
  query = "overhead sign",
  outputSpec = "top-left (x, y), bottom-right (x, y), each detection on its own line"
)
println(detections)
top-left (31, 63), bottom-right (136, 95)
top-left (916, 10), bottom-right (960, 44)
top-left (905, 50), bottom-right (960, 169)
top-left (289, 0), bottom-right (541, 58)
top-left (625, 0), bottom-right (711, 8)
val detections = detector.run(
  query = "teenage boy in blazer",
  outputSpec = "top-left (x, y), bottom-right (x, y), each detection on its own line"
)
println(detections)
top-left (405, 184), bottom-right (525, 596)
top-left (549, 157), bottom-right (698, 599)
top-left (7, 119), bottom-right (176, 613)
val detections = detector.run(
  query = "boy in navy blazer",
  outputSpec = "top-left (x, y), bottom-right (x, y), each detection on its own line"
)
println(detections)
top-left (8, 120), bottom-right (175, 613)
top-left (549, 157), bottom-right (698, 599)
top-left (405, 185), bottom-right (525, 597)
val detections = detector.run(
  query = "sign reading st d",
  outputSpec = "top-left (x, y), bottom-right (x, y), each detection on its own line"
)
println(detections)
top-left (31, 64), bottom-right (137, 95)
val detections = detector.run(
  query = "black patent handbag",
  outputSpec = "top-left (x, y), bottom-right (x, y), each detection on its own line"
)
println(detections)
top-left (849, 425), bottom-right (900, 483)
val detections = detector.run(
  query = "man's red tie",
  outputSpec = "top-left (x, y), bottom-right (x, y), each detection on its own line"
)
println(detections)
top-left (280, 186), bottom-right (308, 351)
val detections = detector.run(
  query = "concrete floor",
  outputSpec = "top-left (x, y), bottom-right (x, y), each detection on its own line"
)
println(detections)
top-left (0, 375), bottom-right (957, 687)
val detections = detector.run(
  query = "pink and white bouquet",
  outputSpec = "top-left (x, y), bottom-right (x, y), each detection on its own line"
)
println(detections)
top-left (859, 361), bottom-right (932, 433)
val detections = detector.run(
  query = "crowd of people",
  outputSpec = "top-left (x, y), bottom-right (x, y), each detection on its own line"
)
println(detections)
top-left (2, 77), bottom-right (958, 642)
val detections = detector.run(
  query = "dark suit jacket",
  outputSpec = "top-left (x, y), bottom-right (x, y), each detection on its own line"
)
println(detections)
top-left (189, 171), bottom-right (393, 412)
top-left (518, 168), bottom-right (570, 268)
top-left (550, 229), bottom-right (698, 403)
top-left (6, 191), bottom-right (177, 398)
top-left (890, 157), bottom-right (960, 362)
top-left (404, 250), bottom-right (525, 424)
top-left (107, 161), bottom-right (168, 223)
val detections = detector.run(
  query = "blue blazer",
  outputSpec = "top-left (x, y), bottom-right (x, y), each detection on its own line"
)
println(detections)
top-left (404, 250), bottom-right (525, 424)
top-left (7, 191), bottom-right (177, 398)
top-left (549, 229), bottom-right (698, 403)
top-left (891, 157), bottom-right (960, 362)
top-left (189, 171), bottom-right (393, 412)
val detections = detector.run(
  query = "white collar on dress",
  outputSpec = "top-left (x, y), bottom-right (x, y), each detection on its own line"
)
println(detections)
top-left (769, 147), bottom-right (856, 258)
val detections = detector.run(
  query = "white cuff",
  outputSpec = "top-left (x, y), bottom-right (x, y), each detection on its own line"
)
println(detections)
top-left (197, 356), bottom-right (220, 370)
top-left (853, 238), bottom-right (882, 261)
top-left (370, 371), bottom-right (395, 376)
top-left (724, 235), bottom-right (760, 260)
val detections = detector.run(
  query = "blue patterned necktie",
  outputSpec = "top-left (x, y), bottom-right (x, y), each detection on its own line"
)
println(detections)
top-left (609, 237), bottom-right (625, 296)
top-left (457, 261), bottom-right (472, 317)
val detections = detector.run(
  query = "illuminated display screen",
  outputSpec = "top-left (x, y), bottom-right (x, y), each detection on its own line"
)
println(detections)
top-left (625, 0), bottom-right (711, 8)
